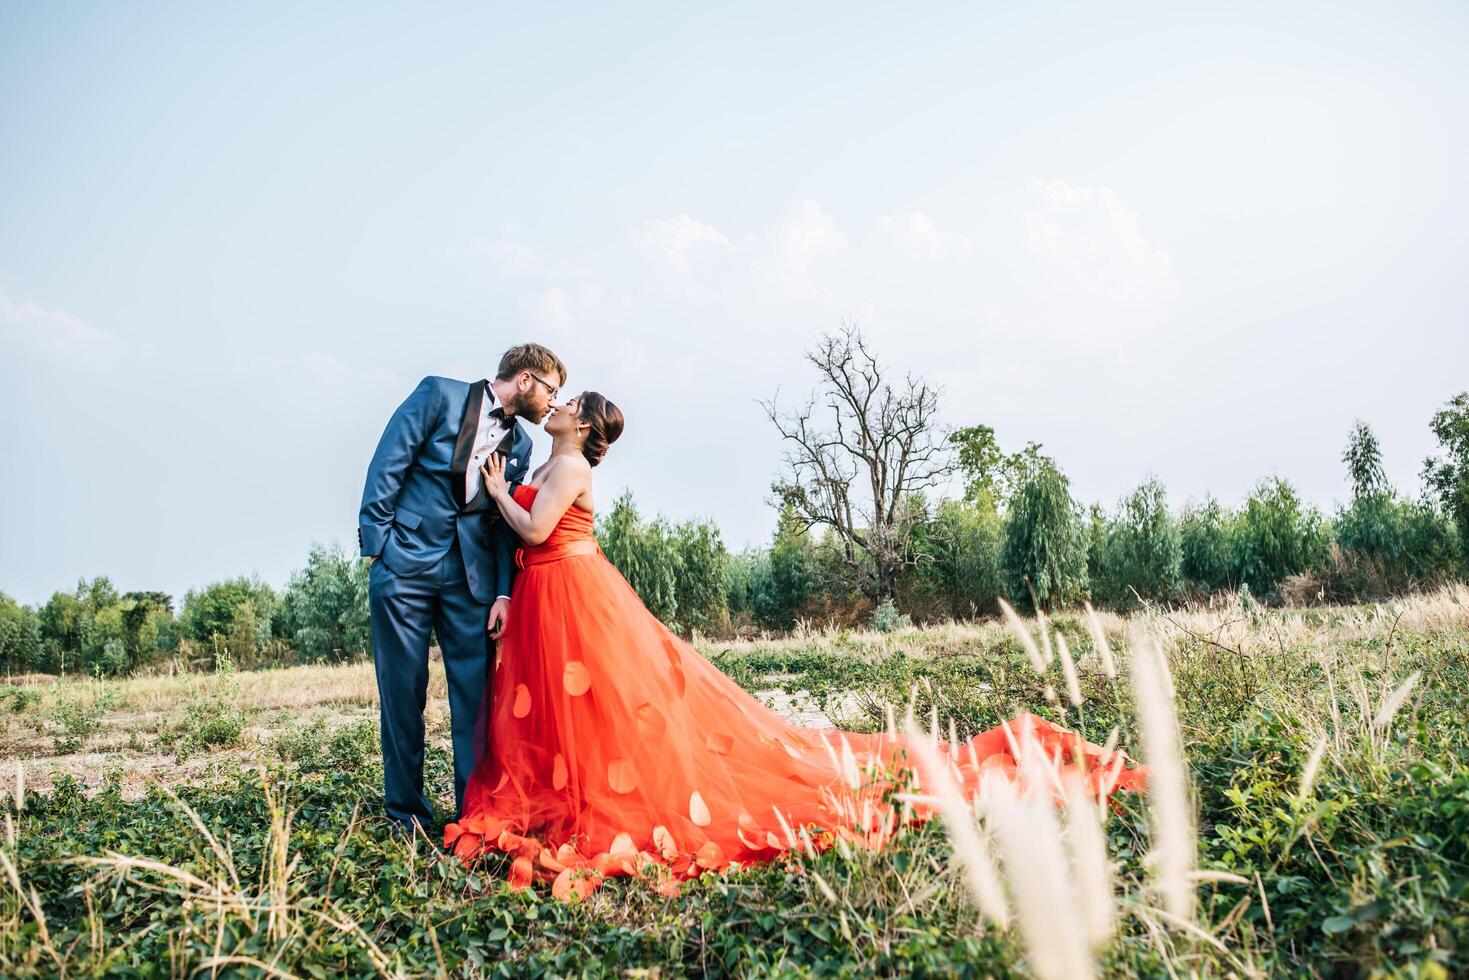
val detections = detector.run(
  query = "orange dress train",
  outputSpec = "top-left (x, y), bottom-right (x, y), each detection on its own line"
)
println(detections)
top-left (445, 485), bottom-right (1143, 898)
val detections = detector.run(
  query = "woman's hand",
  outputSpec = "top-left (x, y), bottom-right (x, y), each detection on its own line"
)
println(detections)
top-left (481, 452), bottom-right (510, 500)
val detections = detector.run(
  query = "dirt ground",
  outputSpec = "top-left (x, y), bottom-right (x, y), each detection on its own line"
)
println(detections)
top-left (1, 659), bottom-right (836, 800)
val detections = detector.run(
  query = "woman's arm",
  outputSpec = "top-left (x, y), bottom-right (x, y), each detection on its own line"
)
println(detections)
top-left (481, 454), bottom-right (588, 546)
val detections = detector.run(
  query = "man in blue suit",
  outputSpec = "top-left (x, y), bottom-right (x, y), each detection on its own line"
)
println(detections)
top-left (359, 343), bottom-right (566, 830)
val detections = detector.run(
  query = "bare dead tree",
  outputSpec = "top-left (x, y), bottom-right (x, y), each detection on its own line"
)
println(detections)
top-left (761, 325), bottom-right (954, 601)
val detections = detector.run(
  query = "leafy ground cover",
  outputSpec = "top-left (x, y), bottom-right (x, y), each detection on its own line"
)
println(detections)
top-left (2, 588), bottom-right (1466, 976)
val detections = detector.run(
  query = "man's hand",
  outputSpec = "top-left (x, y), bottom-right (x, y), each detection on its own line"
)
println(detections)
top-left (487, 597), bottom-right (511, 640)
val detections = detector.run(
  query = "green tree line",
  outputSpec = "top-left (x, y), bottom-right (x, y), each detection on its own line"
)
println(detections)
top-left (5, 393), bottom-right (1467, 677)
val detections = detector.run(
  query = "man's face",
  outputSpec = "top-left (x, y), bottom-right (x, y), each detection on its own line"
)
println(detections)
top-left (507, 369), bottom-right (563, 424)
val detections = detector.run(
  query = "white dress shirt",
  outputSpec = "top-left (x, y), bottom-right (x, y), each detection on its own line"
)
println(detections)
top-left (468, 383), bottom-right (514, 604)
top-left (465, 383), bottom-right (513, 506)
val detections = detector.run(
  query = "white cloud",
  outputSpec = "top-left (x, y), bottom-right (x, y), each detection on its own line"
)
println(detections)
top-left (767, 200), bottom-right (848, 299)
top-left (875, 212), bottom-right (973, 258)
top-left (540, 286), bottom-right (573, 328)
top-left (0, 290), bottom-right (121, 366)
top-left (632, 214), bottom-right (729, 272)
top-left (524, 284), bottom-right (602, 334)
top-left (1022, 177), bottom-right (1179, 330)
top-left (259, 351), bottom-right (403, 417)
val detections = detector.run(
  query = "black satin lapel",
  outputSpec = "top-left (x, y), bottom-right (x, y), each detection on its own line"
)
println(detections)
top-left (450, 380), bottom-right (489, 510)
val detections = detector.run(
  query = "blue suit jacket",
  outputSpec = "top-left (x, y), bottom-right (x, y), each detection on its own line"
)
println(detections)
top-left (359, 376), bottom-right (532, 604)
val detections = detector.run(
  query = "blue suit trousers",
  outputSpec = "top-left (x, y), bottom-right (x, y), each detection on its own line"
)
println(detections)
top-left (368, 541), bottom-right (490, 827)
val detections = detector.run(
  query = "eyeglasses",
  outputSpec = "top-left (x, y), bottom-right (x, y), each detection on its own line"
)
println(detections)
top-left (528, 371), bottom-right (560, 400)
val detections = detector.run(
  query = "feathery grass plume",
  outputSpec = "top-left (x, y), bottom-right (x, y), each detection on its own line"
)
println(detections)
top-left (1130, 641), bottom-right (1196, 924)
top-left (1061, 774), bottom-right (1115, 950)
top-left (1371, 670), bottom-right (1422, 731)
top-left (1083, 602), bottom-right (1117, 678)
top-left (1297, 736), bottom-right (1329, 799)
top-left (998, 598), bottom-right (1046, 673)
top-left (901, 723), bottom-right (1008, 927)
top-left (771, 806), bottom-right (799, 850)
top-left (1056, 634), bottom-right (1084, 707)
top-left (1037, 610), bottom-right (1055, 666)
top-left (809, 869), bottom-right (839, 904)
top-left (981, 772), bottom-right (1095, 980)
top-left (837, 734), bottom-right (862, 792)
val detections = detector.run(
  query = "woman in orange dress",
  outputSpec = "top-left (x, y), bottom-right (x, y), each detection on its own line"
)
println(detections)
top-left (445, 392), bottom-right (1142, 899)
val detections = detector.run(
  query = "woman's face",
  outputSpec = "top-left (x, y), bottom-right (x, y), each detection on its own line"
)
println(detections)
top-left (544, 395), bottom-right (582, 437)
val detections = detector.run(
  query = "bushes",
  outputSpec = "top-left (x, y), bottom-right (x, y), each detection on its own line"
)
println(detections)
top-left (13, 401), bottom-right (1469, 672)
top-left (1330, 497), bottom-right (1460, 598)
top-left (1328, 420), bottom-right (1462, 600)
top-left (1180, 497), bottom-right (1235, 593)
top-left (271, 717), bottom-right (378, 773)
top-left (598, 491), bottom-right (732, 635)
top-left (923, 498), bottom-right (1003, 618)
top-left (1092, 477), bottom-right (1183, 608)
top-left (46, 682), bottom-right (116, 753)
top-left (1233, 477), bottom-right (1330, 596)
top-left (29, 579), bottom-right (174, 677)
top-left (164, 654), bottom-right (249, 760)
top-left (275, 544), bottom-right (371, 663)
top-left (1423, 391), bottom-right (1469, 566)
top-left (999, 462), bottom-right (1089, 610)
top-left (0, 593), bottom-right (42, 675)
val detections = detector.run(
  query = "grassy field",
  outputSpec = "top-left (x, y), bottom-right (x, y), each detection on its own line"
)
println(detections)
top-left (2, 588), bottom-right (1467, 977)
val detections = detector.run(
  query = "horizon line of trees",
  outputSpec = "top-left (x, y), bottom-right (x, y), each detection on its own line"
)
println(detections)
top-left (4, 333), bottom-right (1467, 678)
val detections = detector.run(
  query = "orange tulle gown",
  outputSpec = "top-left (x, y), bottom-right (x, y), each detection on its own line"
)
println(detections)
top-left (444, 485), bottom-right (1144, 899)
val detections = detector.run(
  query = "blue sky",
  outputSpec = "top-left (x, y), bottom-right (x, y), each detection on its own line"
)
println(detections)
top-left (3, 2), bottom-right (1467, 605)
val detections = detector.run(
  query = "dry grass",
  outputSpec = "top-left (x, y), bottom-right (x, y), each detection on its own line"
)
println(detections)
top-left (2, 585), bottom-right (1466, 975)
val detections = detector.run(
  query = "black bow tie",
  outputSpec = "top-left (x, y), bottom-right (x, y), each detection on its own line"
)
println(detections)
top-left (488, 406), bottom-right (506, 421)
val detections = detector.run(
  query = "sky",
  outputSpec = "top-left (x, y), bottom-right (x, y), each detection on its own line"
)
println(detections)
top-left (2, 2), bottom-right (1467, 606)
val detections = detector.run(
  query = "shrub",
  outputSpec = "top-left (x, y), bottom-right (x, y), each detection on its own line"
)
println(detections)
top-left (1179, 498), bottom-right (1237, 593)
top-left (180, 578), bottom-right (277, 653)
top-left (170, 654), bottom-right (249, 760)
top-left (0, 593), bottom-right (43, 674)
top-left (598, 492), bottom-right (732, 635)
top-left (764, 506), bottom-right (822, 628)
top-left (1233, 477), bottom-right (1329, 597)
top-left (925, 498), bottom-right (1003, 618)
top-left (0, 685), bottom-right (41, 713)
top-left (1096, 477), bottom-right (1182, 608)
top-left (272, 718), bottom-right (379, 773)
top-left (1000, 462), bottom-right (1089, 610)
top-left (47, 683), bottom-right (116, 753)
top-left (670, 518), bottom-right (731, 634)
top-left (871, 597), bottom-right (911, 633)
top-left (598, 491), bottom-right (680, 625)
top-left (1423, 391), bottom-right (1469, 568)
top-left (276, 543), bottom-right (371, 662)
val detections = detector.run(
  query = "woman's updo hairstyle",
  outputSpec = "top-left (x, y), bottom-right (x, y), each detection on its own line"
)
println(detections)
top-left (577, 391), bottom-right (623, 468)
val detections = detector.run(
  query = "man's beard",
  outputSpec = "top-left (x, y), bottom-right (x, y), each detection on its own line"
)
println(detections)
top-left (503, 389), bottom-right (546, 423)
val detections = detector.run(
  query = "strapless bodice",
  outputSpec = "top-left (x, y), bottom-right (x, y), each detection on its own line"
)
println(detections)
top-left (512, 484), bottom-right (596, 568)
